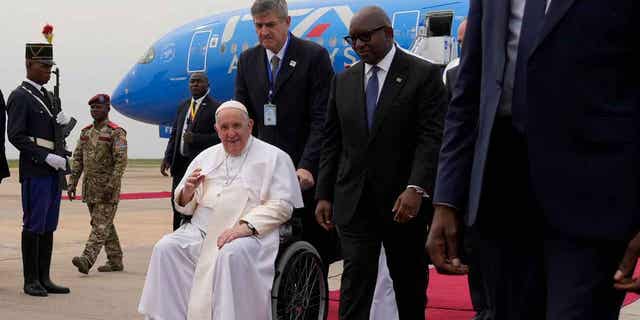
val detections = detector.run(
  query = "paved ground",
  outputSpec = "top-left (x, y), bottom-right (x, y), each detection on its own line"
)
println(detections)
top-left (0, 166), bottom-right (639, 319)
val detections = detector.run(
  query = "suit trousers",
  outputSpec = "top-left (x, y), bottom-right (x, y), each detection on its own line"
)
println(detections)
top-left (171, 154), bottom-right (190, 231)
top-left (337, 189), bottom-right (428, 320)
top-left (297, 189), bottom-right (340, 270)
top-left (476, 117), bottom-right (628, 320)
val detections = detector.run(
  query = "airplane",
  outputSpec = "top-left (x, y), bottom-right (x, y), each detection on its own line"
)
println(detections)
top-left (110, 0), bottom-right (469, 138)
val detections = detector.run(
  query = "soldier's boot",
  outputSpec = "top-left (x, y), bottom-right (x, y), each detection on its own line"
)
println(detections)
top-left (38, 232), bottom-right (70, 294)
top-left (72, 256), bottom-right (91, 275)
top-left (97, 261), bottom-right (124, 272)
top-left (21, 230), bottom-right (48, 297)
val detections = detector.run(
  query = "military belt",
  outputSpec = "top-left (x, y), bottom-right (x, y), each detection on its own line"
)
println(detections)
top-left (29, 137), bottom-right (55, 150)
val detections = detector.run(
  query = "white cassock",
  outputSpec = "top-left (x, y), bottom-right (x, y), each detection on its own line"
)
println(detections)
top-left (370, 246), bottom-right (400, 320)
top-left (138, 137), bottom-right (303, 320)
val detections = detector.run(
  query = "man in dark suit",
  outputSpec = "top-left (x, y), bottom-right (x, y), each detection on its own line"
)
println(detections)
top-left (7, 43), bottom-right (71, 296)
top-left (428, 1), bottom-right (638, 319)
top-left (315, 6), bottom-right (447, 319)
top-left (443, 19), bottom-right (491, 320)
top-left (161, 72), bottom-right (220, 230)
top-left (235, 0), bottom-right (337, 267)
top-left (0, 90), bottom-right (10, 183)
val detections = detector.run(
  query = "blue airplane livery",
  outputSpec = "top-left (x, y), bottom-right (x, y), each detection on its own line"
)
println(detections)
top-left (110, 0), bottom-right (469, 138)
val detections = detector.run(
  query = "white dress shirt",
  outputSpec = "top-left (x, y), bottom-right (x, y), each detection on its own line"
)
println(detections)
top-left (364, 44), bottom-right (396, 104)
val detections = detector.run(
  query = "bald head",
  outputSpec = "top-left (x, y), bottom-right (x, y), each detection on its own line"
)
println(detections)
top-left (348, 6), bottom-right (394, 64)
top-left (457, 19), bottom-right (467, 48)
top-left (351, 6), bottom-right (391, 30)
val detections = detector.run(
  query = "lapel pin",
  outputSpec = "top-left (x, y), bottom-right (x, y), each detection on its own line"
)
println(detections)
top-left (396, 77), bottom-right (403, 83)
top-left (289, 60), bottom-right (297, 67)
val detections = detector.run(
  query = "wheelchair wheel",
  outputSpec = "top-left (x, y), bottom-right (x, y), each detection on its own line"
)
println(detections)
top-left (272, 241), bottom-right (328, 320)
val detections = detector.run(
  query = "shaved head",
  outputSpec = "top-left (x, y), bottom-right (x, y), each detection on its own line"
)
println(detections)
top-left (348, 6), bottom-right (394, 64)
top-left (351, 6), bottom-right (391, 31)
top-left (457, 19), bottom-right (467, 48)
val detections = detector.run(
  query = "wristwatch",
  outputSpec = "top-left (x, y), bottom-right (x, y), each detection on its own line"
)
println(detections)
top-left (245, 221), bottom-right (258, 235)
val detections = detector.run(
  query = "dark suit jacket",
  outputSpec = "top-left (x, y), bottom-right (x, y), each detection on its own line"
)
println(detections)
top-left (434, 0), bottom-right (638, 241)
top-left (6, 82), bottom-right (59, 181)
top-left (445, 64), bottom-right (459, 102)
top-left (0, 90), bottom-right (10, 181)
top-left (316, 48), bottom-right (447, 226)
top-left (235, 34), bottom-right (333, 177)
top-left (163, 95), bottom-right (220, 176)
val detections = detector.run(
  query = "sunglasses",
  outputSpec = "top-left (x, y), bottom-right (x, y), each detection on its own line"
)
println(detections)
top-left (344, 25), bottom-right (387, 46)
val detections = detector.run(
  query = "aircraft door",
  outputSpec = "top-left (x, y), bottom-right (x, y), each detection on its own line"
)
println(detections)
top-left (410, 11), bottom-right (456, 65)
top-left (188, 30), bottom-right (212, 72)
top-left (392, 11), bottom-right (420, 48)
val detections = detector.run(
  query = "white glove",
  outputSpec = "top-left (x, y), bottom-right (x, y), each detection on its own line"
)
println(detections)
top-left (45, 154), bottom-right (67, 171)
top-left (56, 112), bottom-right (71, 125)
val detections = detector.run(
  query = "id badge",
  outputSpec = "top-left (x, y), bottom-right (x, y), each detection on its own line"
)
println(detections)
top-left (264, 103), bottom-right (277, 126)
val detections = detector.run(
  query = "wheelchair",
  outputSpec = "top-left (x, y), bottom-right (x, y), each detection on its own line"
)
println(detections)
top-left (271, 216), bottom-right (329, 320)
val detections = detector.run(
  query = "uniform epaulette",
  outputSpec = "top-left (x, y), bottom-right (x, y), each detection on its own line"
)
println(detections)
top-left (107, 121), bottom-right (120, 129)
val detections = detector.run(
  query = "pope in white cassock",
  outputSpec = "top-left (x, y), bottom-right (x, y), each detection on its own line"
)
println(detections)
top-left (138, 100), bottom-right (304, 320)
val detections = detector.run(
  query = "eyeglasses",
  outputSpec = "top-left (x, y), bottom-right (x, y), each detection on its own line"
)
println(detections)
top-left (344, 26), bottom-right (387, 46)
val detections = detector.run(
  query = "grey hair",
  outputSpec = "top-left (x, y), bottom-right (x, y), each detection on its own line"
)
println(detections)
top-left (251, 0), bottom-right (288, 19)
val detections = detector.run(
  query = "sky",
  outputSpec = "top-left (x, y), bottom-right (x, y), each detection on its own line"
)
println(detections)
top-left (1, 0), bottom-right (255, 159)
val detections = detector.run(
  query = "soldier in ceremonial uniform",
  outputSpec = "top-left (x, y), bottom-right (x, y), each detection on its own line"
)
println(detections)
top-left (68, 94), bottom-right (127, 274)
top-left (7, 43), bottom-right (72, 296)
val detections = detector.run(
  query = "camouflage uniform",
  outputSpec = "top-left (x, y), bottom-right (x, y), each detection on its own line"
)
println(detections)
top-left (69, 120), bottom-right (127, 270)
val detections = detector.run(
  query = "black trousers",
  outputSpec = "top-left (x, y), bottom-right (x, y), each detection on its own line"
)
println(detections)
top-left (297, 189), bottom-right (340, 269)
top-left (337, 190), bottom-right (429, 320)
top-left (170, 155), bottom-right (190, 231)
top-left (476, 118), bottom-right (627, 320)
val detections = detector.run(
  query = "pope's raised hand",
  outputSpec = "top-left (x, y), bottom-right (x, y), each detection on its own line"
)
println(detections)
top-left (181, 168), bottom-right (204, 203)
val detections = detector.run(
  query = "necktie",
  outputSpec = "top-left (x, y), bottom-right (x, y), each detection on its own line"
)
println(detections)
top-left (186, 100), bottom-right (197, 129)
top-left (365, 66), bottom-right (380, 129)
top-left (512, 0), bottom-right (546, 132)
top-left (270, 55), bottom-right (280, 82)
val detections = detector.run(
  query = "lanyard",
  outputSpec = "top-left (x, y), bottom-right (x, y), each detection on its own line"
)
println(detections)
top-left (265, 33), bottom-right (291, 103)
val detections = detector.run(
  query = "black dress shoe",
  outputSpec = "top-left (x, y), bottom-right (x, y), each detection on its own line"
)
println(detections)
top-left (24, 281), bottom-right (48, 297)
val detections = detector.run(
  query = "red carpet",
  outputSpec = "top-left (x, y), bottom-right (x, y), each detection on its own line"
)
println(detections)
top-left (60, 191), bottom-right (640, 318)
top-left (328, 266), bottom-right (640, 320)
top-left (61, 191), bottom-right (171, 201)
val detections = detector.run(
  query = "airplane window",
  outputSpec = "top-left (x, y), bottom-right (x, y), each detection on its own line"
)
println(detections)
top-left (138, 46), bottom-right (155, 64)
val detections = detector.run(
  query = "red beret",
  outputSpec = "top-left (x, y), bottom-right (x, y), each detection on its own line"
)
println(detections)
top-left (88, 94), bottom-right (110, 106)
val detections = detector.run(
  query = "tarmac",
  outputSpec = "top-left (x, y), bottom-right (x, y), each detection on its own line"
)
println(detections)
top-left (0, 165), bottom-right (639, 319)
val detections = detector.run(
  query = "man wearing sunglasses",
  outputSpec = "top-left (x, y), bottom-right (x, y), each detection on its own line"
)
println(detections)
top-left (235, 0), bottom-right (338, 273)
top-left (316, 6), bottom-right (447, 319)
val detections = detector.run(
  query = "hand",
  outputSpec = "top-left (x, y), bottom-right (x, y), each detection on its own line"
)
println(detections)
top-left (183, 131), bottom-right (194, 144)
top-left (614, 231), bottom-right (640, 293)
top-left (67, 184), bottom-right (76, 201)
top-left (160, 159), bottom-right (170, 177)
top-left (426, 205), bottom-right (468, 275)
top-left (217, 223), bottom-right (253, 249)
top-left (179, 168), bottom-right (204, 205)
top-left (392, 188), bottom-right (423, 223)
top-left (45, 153), bottom-right (67, 171)
top-left (315, 200), bottom-right (334, 231)
top-left (296, 168), bottom-right (315, 191)
top-left (56, 111), bottom-right (71, 125)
